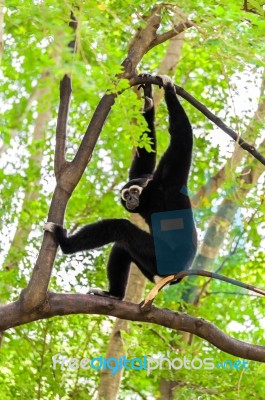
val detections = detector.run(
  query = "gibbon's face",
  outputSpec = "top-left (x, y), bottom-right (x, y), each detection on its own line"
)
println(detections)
top-left (120, 178), bottom-right (150, 211)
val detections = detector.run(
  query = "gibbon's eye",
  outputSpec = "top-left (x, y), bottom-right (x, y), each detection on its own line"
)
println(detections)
top-left (130, 188), bottom-right (140, 195)
top-left (121, 190), bottom-right (130, 200)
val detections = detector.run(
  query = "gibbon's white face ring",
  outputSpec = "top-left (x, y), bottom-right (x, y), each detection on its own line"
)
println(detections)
top-left (121, 185), bottom-right (144, 201)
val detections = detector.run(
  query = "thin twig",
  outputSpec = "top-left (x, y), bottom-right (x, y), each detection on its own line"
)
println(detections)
top-left (141, 269), bottom-right (265, 310)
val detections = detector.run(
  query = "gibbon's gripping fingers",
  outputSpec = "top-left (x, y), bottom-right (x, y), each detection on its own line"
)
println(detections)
top-left (137, 74), bottom-right (153, 95)
top-left (138, 74), bottom-right (154, 112)
top-left (88, 288), bottom-right (122, 300)
top-left (156, 75), bottom-right (175, 90)
top-left (43, 222), bottom-right (59, 233)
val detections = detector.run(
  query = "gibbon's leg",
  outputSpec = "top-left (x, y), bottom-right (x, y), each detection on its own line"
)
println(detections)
top-left (45, 220), bottom-right (130, 254)
top-left (44, 220), bottom-right (156, 289)
top-left (105, 243), bottom-right (132, 299)
top-left (44, 220), bottom-right (153, 254)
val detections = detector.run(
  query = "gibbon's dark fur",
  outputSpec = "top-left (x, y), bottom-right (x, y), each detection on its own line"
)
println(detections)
top-left (45, 75), bottom-right (196, 299)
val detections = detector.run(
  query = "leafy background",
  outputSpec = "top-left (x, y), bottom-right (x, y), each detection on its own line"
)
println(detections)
top-left (0, 0), bottom-right (264, 398)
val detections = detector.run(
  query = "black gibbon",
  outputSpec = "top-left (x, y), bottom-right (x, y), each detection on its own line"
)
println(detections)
top-left (45, 75), bottom-right (197, 299)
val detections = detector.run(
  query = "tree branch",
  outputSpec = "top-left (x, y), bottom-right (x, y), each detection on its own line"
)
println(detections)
top-left (150, 20), bottom-right (194, 48)
top-left (122, 5), bottom-right (163, 76)
top-left (141, 269), bottom-right (265, 310)
top-left (70, 93), bottom-right (116, 184)
top-left (54, 12), bottom-right (77, 177)
top-left (174, 84), bottom-right (265, 166)
top-left (1, 293), bottom-right (265, 362)
top-left (192, 76), bottom-right (265, 206)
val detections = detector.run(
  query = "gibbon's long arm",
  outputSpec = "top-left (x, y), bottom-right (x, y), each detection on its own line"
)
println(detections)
top-left (129, 80), bottom-right (156, 180)
top-left (153, 76), bottom-right (193, 187)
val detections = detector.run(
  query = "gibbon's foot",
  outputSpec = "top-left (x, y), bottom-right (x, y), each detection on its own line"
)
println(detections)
top-left (156, 75), bottom-right (175, 90)
top-left (44, 222), bottom-right (61, 233)
top-left (88, 288), bottom-right (123, 300)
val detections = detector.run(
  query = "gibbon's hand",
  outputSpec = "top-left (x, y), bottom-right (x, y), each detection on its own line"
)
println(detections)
top-left (137, 73), bottom-right (153, 107)
top-left (156, 75), bottom-right (175, 91)
top-left (43, 222), bottom-right (61, 233)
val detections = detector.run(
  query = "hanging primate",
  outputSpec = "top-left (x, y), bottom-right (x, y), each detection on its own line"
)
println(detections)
top-left (45, 75), bottom-right (197, 299)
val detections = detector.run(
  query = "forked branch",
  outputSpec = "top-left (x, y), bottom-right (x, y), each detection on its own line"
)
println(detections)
top-left (1, 293), bottom-right (265, 362)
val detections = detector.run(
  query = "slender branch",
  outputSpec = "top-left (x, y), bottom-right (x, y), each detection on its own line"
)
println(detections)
top-left (21, 10), bottom-right (79, 311)
top-left (122, 5), bottom-right (163, 76)
top-left (174, 84), bottom-right (265, 166)
top-left (54, 76), bottom-right (72, 176)
top-left (54, 12), bottom-right (77, 177)
top-left (70, 93), bottom-right (116, 181)
top-left (141, 269), bottom-right (265, 310)
top-left (192, 77), bottom-right (265, 205)
top-left (179, 270), bottom-right (265, 296)
top-left (1, 293), bottom-right (265, 362)
top-left (150, 20), bottom-right (194, 48)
